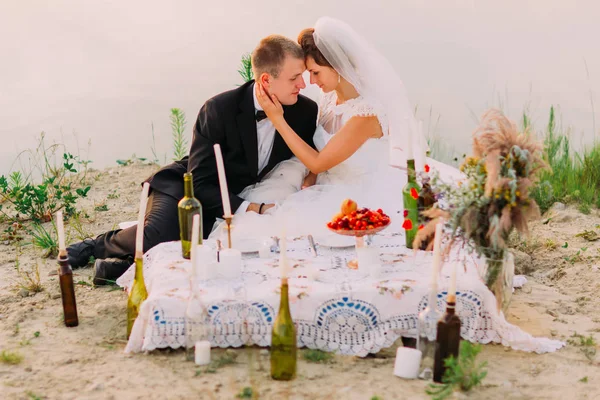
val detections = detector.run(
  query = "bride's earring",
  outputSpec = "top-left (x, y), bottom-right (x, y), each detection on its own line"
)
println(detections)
top-left (337, 74), bottom-right (341, 84)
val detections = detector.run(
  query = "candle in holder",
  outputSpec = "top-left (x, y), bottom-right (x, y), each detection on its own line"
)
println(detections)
top-left (56, 210), bottom-right (66, 256)
top-left (195, 340), bottom-right (211, 365)
top-left (213, 144), bottom-right (232, 218)
top-left (220, 248), bottom-right (242, 280)
top-left (135, 182), bottom-right (151, 257)
top-left (279, 233), bottom-right (289, 279)
top-left (393, 347), bottom-right (422, 379)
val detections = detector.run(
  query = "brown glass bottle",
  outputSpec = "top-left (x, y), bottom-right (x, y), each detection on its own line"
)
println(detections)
top-left (58, 254), bottom-right (79, 327)
top-left (417, 176), bottom-right (436, 250)
top-left (433, 294), bottom-right (461, 383)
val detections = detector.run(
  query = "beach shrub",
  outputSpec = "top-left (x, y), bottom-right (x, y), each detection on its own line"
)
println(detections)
top-left (530, 106), bottom-right (600, 213)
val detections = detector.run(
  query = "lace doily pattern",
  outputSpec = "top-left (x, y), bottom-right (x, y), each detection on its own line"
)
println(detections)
top-left (118, 237), bottom-right (564, 355)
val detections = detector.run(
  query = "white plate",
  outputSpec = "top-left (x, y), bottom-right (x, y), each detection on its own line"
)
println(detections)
top-left (232, 239), bottom-right (262, 253)
top-left (314, 234), bottom-right (356, 248)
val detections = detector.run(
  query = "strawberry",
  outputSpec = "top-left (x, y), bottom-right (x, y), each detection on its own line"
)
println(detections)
top-left (425, 164), bottom-right (430, 173)
top-left (403, 210), bottom-right (409, 218)
top-left (402, 219), bottom-right (413, 230)
top-left (410, 188), bottom-right (419, 200)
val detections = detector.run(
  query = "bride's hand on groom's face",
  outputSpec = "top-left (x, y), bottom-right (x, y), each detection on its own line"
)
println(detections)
top-left (256, 82), bottom-right (284, 122)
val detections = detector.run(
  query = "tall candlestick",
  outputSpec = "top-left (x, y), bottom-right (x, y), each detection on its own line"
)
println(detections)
top-left (213, 144), bottom-right (232, 218)
top-left (56, 210), bottom-right (66, 256)
top-left (405, 118), bottom-right (414, 161)
top-left (448, 262), bottom-right (457, 301)
top-left (135, 182), bottom-right (150, 258)
top-left (190, 214), bottom-right (200, 276)
top-left (430, 219), bottom-right (444, 286)
top-left (279, 231), bottom-right (289, 279)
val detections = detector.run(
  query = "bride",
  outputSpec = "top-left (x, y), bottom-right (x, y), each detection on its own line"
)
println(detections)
top-left (210, 17), bottom-right (453, 245)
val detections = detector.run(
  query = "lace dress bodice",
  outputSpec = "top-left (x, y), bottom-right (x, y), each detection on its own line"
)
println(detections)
top-left (314, 92), bottom-right (391, 185)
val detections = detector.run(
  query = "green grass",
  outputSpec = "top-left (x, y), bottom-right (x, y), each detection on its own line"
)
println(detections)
top-left (1, 350), bottom-right (24, 365)
top-left (302, 349), bottom-right (334, 363)
top-left (530, 106), bottom-right (600, 214)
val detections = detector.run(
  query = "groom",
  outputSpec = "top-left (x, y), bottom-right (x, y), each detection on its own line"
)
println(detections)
top-left (67, 34), bottom-right (318, 284)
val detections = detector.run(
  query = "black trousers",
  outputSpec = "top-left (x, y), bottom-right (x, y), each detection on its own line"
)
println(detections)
top-left (93, 190), bottom-right (215, 261)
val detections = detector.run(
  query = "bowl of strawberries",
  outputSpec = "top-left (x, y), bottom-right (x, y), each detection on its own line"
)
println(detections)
top-left (326, 199), bottom-right (391, 238)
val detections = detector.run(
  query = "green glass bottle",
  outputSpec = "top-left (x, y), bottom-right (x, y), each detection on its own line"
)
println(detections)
top-left (403, 159), bottom-right (421, 249)
top-left (127, 256), bottom-right (148, 339)
top-left (178, 172), bottom-right (202, 259)
top-left (270, 277), bottom-right (297, 380)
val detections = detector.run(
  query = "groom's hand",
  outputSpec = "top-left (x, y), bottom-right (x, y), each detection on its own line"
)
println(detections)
top-left (302, 172), bottom-right (317, 189)
top-left (246, 202), bottom-right (276, 214)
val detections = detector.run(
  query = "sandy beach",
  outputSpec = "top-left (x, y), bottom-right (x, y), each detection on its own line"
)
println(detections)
top-left (1, 163), bottom-right (599, 400)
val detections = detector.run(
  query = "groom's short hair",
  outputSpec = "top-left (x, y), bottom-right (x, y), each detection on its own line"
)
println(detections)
top-left (252, 35), bottom-right (304, 79)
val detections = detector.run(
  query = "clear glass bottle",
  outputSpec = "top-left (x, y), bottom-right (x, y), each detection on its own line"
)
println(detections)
top-left (417, 284), bottom-right (441, 380)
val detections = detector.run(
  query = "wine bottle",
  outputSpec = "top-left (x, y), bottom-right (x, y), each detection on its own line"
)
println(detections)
top-left (178, 172), bottom-right (202, 259)
top-left (402, 158), bottom-right (421, 249)
top-left (126, 256), bottom-right (148, 339)
top-left (58, 253), bottom-right (79, 327)
top-left (433, 264), bottom-right (461, 383)
top-left (417, 176), bottom-right (436, 250)
top-left (270, 277), bottom-right (297, 380)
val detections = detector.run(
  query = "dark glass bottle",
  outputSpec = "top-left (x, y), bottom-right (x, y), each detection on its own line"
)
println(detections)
top-left (178, 172), bottom-right (202, 259)
top-left (270, 277), bottom-right (297, 380)
top-left (433, 292), bottom-right (461, 383)
top-left (402, 159), bottom-right (421, 249)
top-left (58, 254), bottom-right (79, 327)
top-left (417, 176), bottom-right (436, 250)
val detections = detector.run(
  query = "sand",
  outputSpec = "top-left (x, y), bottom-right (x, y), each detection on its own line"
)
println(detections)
top-left (1, 163), bottom-right (599, 400)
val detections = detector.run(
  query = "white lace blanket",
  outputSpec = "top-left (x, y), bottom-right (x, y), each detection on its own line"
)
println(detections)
top-left (117, 236), bottom-right (564, 356)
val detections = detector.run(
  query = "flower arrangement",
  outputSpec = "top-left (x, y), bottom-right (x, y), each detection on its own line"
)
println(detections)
top-left (415, 109), bottom-right (547, 308)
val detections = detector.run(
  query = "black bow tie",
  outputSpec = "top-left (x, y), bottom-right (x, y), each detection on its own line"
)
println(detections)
top-left (255, 110), bottom-right (268, 122)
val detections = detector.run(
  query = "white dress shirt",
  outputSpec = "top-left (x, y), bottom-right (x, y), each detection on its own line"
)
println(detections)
top-left (236, 83), bottom-right (277, 214)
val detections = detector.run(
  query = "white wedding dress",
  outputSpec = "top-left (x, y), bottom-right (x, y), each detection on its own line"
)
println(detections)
top-left (209, 91), bottom-right (454, 247)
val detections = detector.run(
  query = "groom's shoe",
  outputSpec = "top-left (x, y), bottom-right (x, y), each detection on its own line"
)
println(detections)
top-left (92, 258), bottom-right (133, 286)
top-left (66, 238), bottom-right (96, 268)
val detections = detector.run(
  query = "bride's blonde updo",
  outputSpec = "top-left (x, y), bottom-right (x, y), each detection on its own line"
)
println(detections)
top-left (297, 28), bottom-right (332, 67)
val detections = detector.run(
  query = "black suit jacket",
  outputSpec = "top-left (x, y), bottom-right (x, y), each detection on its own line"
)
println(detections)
top-left (147, 80), bottom-right (318, 222)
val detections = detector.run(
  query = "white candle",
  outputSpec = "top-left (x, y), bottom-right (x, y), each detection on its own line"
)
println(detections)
top-left (448, 262), bottom-right (458, 300)
top-left (56, 210), bottom-right (66, 254)
top-left (135, 182), bottom-right (150, 258)
top-left (190, 214), bottom-right (200, 276)
top-left (405, 118), bottom-right (414, 161)
top-left (393, 347), bottom-right (422, 379)
top-left (194, 340), bottom-right (211, 365)
top-left (213, 144), bottom-right (232, 218)
top-left (431, 218), bottom-right (444, 286)
top-left (279, 235), bottom-right (289, 279)
top-left (195, 244), bottom-right (215, 279)
top-left (220, 248), bottom-right (242, 280)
